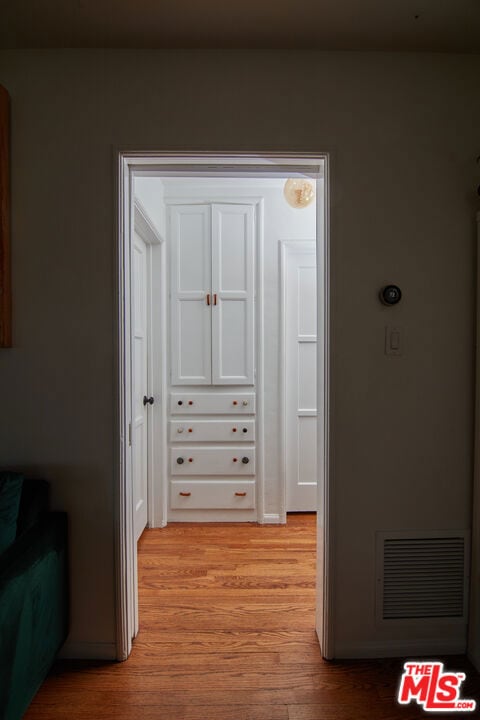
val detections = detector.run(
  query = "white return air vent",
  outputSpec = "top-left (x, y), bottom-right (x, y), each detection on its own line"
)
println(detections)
top-left (376, 531), bottom-right (469, 624)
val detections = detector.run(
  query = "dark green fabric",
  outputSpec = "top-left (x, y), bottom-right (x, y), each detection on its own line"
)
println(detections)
top-left (0, 512), bottom-right (68, 720)
top-left (0, 473), bottom-right (24, 554)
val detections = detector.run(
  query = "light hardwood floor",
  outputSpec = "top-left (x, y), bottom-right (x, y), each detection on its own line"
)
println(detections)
top-left (25, 515), bottom-right (479, 719)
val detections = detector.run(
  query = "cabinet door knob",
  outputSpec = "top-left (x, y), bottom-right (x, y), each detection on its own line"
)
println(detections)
top-left (188, 457), bottom-right (193, 463)
top-left (177, 400), bottom-right (183, 406)
top-left (233, 400), bottom-right (238, 406)
top-left (242, 427), bottom-right (248, 433)
top-left (233, 457), bottom-right (238, 462)
top-left (241, 457), bottom-right (249, 464)
top-left (179, 491), bottom-right (191, 497)
top-left (232, 427), bottom-right (237, 432)
top-left (235, 491), bottom-right (247, 497)
top-left (188, 400), bottom-right (194, 406)
top-left (242, 400), bottom-right (248, 406)
top-left (177, 457), bottom-right (184, 465)
top-left (143, 395), bottom-right (154, 406)
top-left (177, 428), bottom-right (184, 434)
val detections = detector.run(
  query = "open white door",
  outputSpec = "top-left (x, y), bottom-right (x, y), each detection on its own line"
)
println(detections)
top-left (284, 242), bottom-right (317, 511)
top-left (132, 230), bottom-right (149, 542)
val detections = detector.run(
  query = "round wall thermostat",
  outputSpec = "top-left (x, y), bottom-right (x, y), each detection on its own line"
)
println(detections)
top-left (380, 285), bottom-right (402, 306)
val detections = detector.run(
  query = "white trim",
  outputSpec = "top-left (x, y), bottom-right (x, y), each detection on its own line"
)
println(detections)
top-left (59, 642), bottom-right (117, 661)
top-left (319, 155), bottom-right (333, 659)
top-left (262, 513), bottom-right (283, 524)
top-left (116, 152), bottom-right (331, 661)
top-left (334, 637), bottom-right (467, 660)
top-left (256, 200), bottom-right (265, 524)
top-left (134, 198), bottom-right (163, 246)
top-left (115, 154), bottom-right (132, 661)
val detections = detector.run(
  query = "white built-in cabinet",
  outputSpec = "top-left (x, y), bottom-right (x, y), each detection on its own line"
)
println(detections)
top-left (167, 201), bottom-right (257, 520)
top-left (170, 203), bottom-right (255, 385)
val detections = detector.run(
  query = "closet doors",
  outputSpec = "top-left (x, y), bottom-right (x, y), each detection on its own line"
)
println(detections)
top-left (170, 203), bottom-right (255, 386)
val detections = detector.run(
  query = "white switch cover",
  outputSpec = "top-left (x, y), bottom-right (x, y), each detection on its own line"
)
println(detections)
top-left (385, 326), bottom-right (402, 357)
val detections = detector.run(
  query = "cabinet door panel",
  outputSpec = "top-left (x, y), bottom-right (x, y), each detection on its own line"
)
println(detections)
top-left (170, 205), bottom-right (211, 384)
top-left (212, 204), bottom-right (255, 385)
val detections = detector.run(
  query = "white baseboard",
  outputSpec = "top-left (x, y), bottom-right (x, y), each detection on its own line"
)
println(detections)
top-left (262, 513), bottom-right (284, 524)
top-left (59, 641), bottom-right (117, 660)
top-left (333, 637), bottom-right (467, 659)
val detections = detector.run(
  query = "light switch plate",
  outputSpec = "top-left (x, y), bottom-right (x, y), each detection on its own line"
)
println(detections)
top-left (385, 326), bottom-right (402, 357)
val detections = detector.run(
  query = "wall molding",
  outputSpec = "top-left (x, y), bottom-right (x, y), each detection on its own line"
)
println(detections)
top-left (334, 637), bottom-right (466, 659)
top-left (262, 513), bottom-right (283, 524)
top-left (134, 198), bottom-right (163, 246)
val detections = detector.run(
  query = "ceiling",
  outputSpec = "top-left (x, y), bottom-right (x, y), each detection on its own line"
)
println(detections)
top-left (1, 0), bottom-right (480, 51)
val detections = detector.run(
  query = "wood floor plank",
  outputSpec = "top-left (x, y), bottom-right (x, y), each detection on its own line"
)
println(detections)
top-left (23, 515), bottom-right (480, 720)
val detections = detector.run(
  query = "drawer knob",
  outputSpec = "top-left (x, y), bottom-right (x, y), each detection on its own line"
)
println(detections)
top-left (177, 457), bottom-right (184, 464)
top-left (235, 491), bottom-right (247, 497)
top-left (242, 456), bottom-right (249, 464)
top-left (233, 400), bottom-right (238, 406)
top-left (242, 400), bottom-right (249, 406)
top-left (188, 458), bottom-right (193, 463)
top-left (178, 400), bottom-right (183, 406)
top-left (188, 428), bottom-right (193, 433)
top-left (179, 491), bottom-right (191, 497)
top-left (242, 427), bottom-right (248, 433)
top-left (232, 427), bottom-right (237, 433)
top-left (177, 428), bottom-right (184, 434)
top-left (233, 457), bottom-right (238, 462)
top-left (188, 400), bottom-right (194, 406)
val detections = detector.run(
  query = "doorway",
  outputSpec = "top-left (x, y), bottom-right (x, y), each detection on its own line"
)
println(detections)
top-left (117, 154), bottom-right (331, 661)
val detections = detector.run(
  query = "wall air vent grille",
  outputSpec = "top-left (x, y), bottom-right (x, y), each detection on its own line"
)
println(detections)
top-left (381, 536), bottom-right (466, 620)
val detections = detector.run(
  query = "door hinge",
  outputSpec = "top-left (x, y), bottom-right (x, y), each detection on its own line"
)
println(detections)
top-left (128, 423), bottom-right (132, 447)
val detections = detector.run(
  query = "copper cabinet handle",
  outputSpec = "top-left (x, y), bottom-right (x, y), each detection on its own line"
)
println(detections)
top-left (233, 457), bottom-right (238, 462)
top-left (213, 293), bottom-right (217, 305)
top-left (188, 457), bottom-right (193, 463)
top-left (188, 400), bottom-right (193, 406)
top-left (188, 428), bottom-right (193, 433)
top-left (232, 427), bottom-right (237, 432)
top-left (233, 400), bottom-right (238, 406)
top-left (235, 491), bottom-right (247, 497)
top-left (206, 293), bottom-right (210, 306)
top-left (179, 491), bottom-right (191, 497)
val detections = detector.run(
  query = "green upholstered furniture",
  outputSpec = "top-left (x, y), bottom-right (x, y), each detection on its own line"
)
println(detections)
top-left (0, 475), bottom-right (68, 720)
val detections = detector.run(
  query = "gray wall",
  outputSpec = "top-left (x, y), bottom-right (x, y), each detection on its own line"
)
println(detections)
top-left (0, 50), bottom-right (479, 657)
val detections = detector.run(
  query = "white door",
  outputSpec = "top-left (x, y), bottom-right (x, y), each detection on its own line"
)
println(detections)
top-left (285, 242), bottom-right (317, 511)
top-left (132, 231), bottom-right (149, 541)
top-left (212, 204), bottom-right (255, 385)
top-left (170, 205), bottom-right (212, 385)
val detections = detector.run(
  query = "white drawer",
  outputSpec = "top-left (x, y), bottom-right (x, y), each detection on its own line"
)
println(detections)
top-left (171, 480), bottom-right (255, 510)
top-left (170, 392), bottom-right (255, 415)
top-left (171, 446), bottom-right (255, 475)
top-left (170, 419), bottom-right (255, 443)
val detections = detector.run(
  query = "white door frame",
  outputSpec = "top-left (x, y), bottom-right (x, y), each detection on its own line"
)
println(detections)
top-left (280, 240), bottom-right (317, 515)
top-left (115, 152), bottom-right (333, 661)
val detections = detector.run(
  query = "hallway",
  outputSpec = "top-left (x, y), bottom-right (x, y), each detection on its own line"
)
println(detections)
top-left (24, 515), bottom-right (477, 719)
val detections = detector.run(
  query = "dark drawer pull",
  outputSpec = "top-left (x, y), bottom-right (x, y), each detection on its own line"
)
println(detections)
top-left (177, 457), bottom-right (184, 465)
top-left (242, 457), bottom-right (249, 464)
top-left (242, 428), bottom-right (248, 433)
